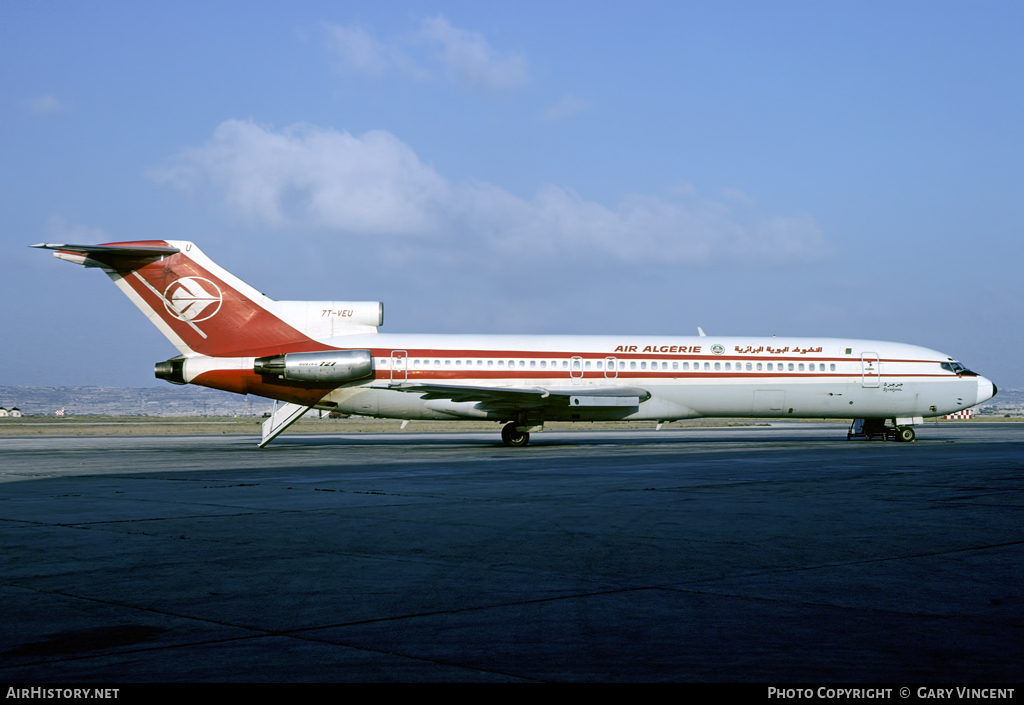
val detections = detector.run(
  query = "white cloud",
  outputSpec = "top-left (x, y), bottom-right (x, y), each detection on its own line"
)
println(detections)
top-left (152, 120), bottom-right (449, 236)
top-left (543, 94), bottom-right (590, 122)
top-left (45, 216), bottom-right (110, 243)
top-left (418, 17), bottom-right (528, 91)
top-left (324, 23), bottom-right (390, 75)
top-left (152, 120), bottom-right (827, 267)
top-left (322, 17), bottom-right (527, 91)
top-left (28, 95), bottom-right (66, 114)
top-left (324, 22), bottom-right (428, 80)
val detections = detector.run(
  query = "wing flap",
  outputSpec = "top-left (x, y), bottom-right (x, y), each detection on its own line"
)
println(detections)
top-left (379, 382), bottom-right (650, 410)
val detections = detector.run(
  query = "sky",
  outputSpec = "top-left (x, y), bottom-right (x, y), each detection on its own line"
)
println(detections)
top-left (2, 0), bottom-right (1022, 388)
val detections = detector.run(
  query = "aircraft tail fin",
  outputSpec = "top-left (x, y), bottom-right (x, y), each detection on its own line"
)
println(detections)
top-left (33, 240), bottom-right (380, 357)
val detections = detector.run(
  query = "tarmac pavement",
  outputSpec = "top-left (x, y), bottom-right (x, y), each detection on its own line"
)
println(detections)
top-left (1, 422), bottom-right (1021, 682)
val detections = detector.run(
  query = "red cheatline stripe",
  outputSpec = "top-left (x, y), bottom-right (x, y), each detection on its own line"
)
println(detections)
top-left (359, 348), bottom-right (944, 364)
top-left (368, 371), bottom-right (957, 381)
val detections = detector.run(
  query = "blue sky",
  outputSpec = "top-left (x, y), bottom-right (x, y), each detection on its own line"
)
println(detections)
top-left (2, 1), bottom-right (1022, 388)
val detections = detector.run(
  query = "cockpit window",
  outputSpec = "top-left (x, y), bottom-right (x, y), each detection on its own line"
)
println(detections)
top-left (941, 360), bottom-right (973, 375)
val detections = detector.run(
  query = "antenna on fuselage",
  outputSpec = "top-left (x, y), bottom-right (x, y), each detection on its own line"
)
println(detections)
top-left (697, 327), bottom-right (706, 337)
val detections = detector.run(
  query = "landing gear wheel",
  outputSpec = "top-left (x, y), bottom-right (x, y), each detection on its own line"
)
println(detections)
top-left (501, 423), bottom-right (530, 447)
top-left (897, 426), bottom-right (916, 443)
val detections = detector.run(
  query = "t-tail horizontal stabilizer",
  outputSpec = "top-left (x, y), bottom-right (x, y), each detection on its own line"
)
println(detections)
top-left (33, 239), bottom-right (382, 358)
top-left (259, 401), bottom-right (312, 448)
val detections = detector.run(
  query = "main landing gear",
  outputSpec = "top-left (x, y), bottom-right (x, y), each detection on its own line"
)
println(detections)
top-left (847, 418), bottom-right (916, 442)
top-left (501, 422), bottom-right (530, 447)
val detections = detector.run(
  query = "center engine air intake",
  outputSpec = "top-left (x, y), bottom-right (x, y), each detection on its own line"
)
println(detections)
top-left (154, 357), bottom-right (186, 385)
top-left (254, 349), bottom-right (373, 383)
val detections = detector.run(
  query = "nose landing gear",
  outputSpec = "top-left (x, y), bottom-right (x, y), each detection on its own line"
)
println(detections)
top-left (847, 418), bottom-right (916, 442)
top-left (897, 426), bottom-right (916, 443)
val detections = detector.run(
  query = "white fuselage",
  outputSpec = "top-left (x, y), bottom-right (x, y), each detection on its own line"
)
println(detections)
top-left (182, 334), bottom-right (995, 423)
top-left (38, 240), bottom-right (997, 445)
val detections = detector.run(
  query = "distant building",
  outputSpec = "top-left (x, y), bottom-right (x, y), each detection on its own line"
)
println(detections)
top-left (944, 408), bottom-right (975, 420)
top-left (10, 407), bottom-right (21, 418)
top-left (0, 408), bottom-right (7, 418)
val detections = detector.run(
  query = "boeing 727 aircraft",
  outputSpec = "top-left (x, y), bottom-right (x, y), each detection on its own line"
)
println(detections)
top-left (34, 241), bottom-right (997, 447)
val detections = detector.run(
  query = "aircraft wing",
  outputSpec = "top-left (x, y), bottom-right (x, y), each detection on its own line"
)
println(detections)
top-left (378, 382), bottom-right (651, 413)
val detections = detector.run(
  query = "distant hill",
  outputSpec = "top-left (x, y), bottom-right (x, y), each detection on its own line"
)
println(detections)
top-left (979, 387), bottom-right (1024, 416)
top-left (0, 386), bottom-right (274, 417)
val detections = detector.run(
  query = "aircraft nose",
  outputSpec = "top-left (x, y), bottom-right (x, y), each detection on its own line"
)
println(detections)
top-left (976, 377), bottom-right (997, 405)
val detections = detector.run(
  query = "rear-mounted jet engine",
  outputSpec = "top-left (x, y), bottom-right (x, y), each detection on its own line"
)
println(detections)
top-left (254, 350), bottom-right (373, 383)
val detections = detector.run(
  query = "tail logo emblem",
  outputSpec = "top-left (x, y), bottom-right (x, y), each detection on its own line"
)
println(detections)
top-left (163, 277), bottom-right (223, 322)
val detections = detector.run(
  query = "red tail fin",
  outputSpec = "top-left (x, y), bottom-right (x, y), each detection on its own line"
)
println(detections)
top-left (36, 240), bottom-right (333, 357)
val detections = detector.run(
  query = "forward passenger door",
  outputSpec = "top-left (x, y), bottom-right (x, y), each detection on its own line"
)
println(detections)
top-left (861, 353), bottom-right (880, 388)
